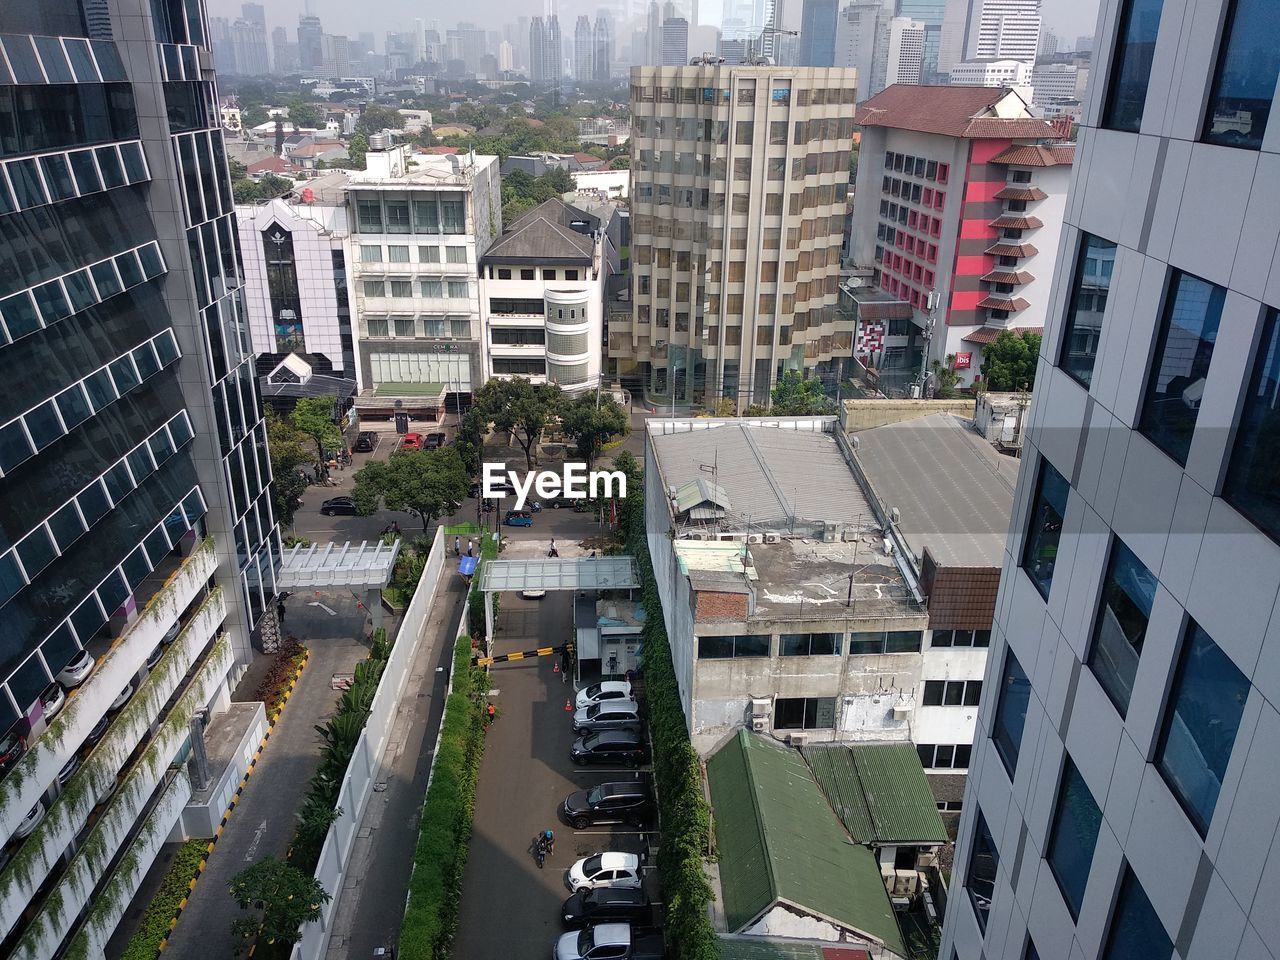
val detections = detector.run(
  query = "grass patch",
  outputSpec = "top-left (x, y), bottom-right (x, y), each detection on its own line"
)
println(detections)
top-left (119, 839), bottom-right (209, 960)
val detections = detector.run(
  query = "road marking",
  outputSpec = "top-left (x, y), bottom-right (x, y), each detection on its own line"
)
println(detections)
top-left (308, 600), bottom-right (338, 615)
top-left (244, 819), bottom-right (268, 860)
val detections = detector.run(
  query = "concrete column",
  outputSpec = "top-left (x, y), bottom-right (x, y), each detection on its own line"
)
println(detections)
top-left (366, 589), bottom-right (383, 632)
top-left (484, 592), bottom-right (495, 655)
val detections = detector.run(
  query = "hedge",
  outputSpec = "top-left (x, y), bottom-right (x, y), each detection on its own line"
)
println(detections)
top-left (620, 463), bottom-right (720, 960)
top-left (399, 632), bottom-right (489, 960)
top-left (119, 838), bottom-right (209, 960)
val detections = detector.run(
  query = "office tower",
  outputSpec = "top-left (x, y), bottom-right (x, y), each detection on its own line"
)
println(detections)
top-left (357, 31), bottom-right (377, 56)
top-left (499, 39), bottom-right (515, 71)
top-left (941, 1), bottom-right (1280, 958)
top-left (898, 0), bottom-right (947, 80)
top-left (0, 2), bottom-right (281, 956)
top-left (1073, 32), bottom-right (1091, 52)
top-left (298, 14), bottom-right (324, 71)
top-left (272, 26), bottom-right (299, 74)
top-left (834, 0), bottom-right (894, 96)
top-left (321, 34), bottom-right (351, 79)
top-left (798, 0), bottom-right (839, 65)
top-left (455, 23), bottom-right (487, 74)
top-left (530, 18), bottom-right (547, 81)
top-left (886, 17), bottom-right (926, 84)
top-left (972, 0), bottom-right (1040, 63)
top-left (209, 16), bottom-right (235, 75)
top-left (1038, 25), bottom-right (1057, 55)
top-left (241, 2), bottom-right (266, 30)
top-left (949, 56), bottom-right (1032, 88)
top-left (575, 15), bottom-right (595, 79)
top-left (622, 65), bottom-right (858, 408)
top-left (593, 15), bottom-right (613, 79)
top-left (647, 2), bottom-right (662, 65)
top-left (230, 16), bottom-right (270, 76)
top-left (530, 16), bottom-right (564, 84)
top-left (661, 16), bottom-right (690, 64)
top-left (936, 0), bottom-right (971, 74)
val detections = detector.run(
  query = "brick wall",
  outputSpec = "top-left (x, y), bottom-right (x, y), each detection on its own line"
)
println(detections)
top-left (920, 548), bottom-right (1000, 629)
top-left (694, 590), bottom-right (749, 621)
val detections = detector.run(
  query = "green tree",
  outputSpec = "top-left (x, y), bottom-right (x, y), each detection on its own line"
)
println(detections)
top-left (351, 447), bottom-right (470, 534)
top-left (453, 406), bottom-right (487, 476)
top-left (702, 397), bottom-right (736, 417)
top-left (346, 132), bottom-right (369, 169)
top-left (607, 155), bottom-right (630, 170)
top-left (241, 104), bottom-right (267, 128)
top-left (228, 157), bottom-right (248, 180)
top-left (265, 409), bottom-right (309, 527)
top-left (473, 377), bottom-right (564, 470)
top-left (286, 96), bottom-right (322, 129)
top-left (543, 165), bottom-right (574, 195)
top-left (257, 173), bottom-right (293, 199)
top-left (770, 370), bottom-right (833, 415)
top-left (288, 396), bottom-right (343, 477)
top-left (229, 856), bottom-right (330, 948)
top-left (561, 395), bottom-right (629, 462)
top-left (931, 357), bottom-right (961, 399)
top-left (233, 179), bottom-right (261, 203)
top-left (980, 330), bottom-right (1041, 391)
top-left (356, 103), bottom-right (406, 137)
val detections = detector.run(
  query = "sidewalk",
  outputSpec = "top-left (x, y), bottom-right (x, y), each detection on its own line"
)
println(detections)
top-left (321, 575), bottom-right (468, 959)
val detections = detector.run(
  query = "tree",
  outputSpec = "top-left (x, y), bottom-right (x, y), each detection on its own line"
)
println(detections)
top-left (543, 165), bottom-right (574, 195)
top-left (355, 103), bottom-right (405, 137)
top-left (228, 157), bottom-right (248, 180)
top-left (770, 370), bottom-right (833, 415)
top-left (257, 173), bottom-right (293, 199)
top-left (453, 406), bottom-right (487, 476)
top-left (561, 395), bottom-right (629, 462)
top-left (241, 104), bottom-right (267, 129)
top-left (289, 396), bottom-right (343, 476)
top-left (980, 330), bottom-right (1041, 391)
top-left (346, 132), bottom-right (369, 169)
top-left (607, 155), bottom-right (630, 170)
top-left (265, 409), bottom-right (309, 527)
top-left (702, 397), bottom-right (736, 417)
top-left (286, 96), bottom-right (322, 129)
top-left (229, 856), bottom-right (330, 948)
top-left (273, 117), bottom-right (285, 154)
top-left (351, 446), bottom-right (469, 534)
top-left (931, 357), bottom-right (960, 399)
top-left (233, 178), bottom-right (261, 203)
top-left (473, 377), bottom-right (565, 470)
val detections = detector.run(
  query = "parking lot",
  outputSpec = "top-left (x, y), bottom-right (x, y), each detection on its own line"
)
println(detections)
top-left (454, 585), bottom-right (659, 960)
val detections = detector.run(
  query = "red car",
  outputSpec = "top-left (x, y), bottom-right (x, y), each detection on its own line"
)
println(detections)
top-left (401, 432), bottom-right (423, 451)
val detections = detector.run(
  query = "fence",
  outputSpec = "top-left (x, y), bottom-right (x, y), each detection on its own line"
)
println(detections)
top-left (292, 525), bottom-right (448, 960)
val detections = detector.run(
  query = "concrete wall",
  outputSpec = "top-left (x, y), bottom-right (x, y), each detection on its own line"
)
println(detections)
top-left (293, 526), bottom-right (448, 960)
top-left (179, 702), bottom-right (268, 839)
top-left (839, 398), bottom-right (975, 431)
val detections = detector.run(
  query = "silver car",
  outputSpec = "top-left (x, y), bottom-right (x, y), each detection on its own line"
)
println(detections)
top-left (572, 699), bottom-right (641, 734)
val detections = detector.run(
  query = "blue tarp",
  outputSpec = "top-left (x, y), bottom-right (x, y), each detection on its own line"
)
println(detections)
top-left (458, 556), bottom-right (479, 576)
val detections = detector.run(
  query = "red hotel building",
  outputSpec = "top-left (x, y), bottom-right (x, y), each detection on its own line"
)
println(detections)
top-left (847, 85), bottom-right (1074, 390)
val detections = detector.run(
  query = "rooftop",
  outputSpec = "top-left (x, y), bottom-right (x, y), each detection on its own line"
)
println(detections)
top-left (856, 85), bottom-right (1060, 140)
top-left (748, 537), bottom-right (918, 622)
top-left (707, 731), bottom-right (906, 955)
top-left (481, 198), bottom-right (597, 264)
top-left (801, 743), bottom-right (949, 846)
top-left (852, 413), bottom-right (1018, 567)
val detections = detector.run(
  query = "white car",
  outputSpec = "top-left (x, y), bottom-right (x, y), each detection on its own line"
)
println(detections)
top-left (13, 802), bottom-right (44, 841)
top-left (575, 681), bottom-right (633, 711)
top-left (554, 923), bottom-right (664, 960)
top-left (162, 621), bottom-right (181, 644)
top-left (567, 852), bottom-right (643, 892)
top-left (56, 651), bottom-right (94, 688)
top-left (109, 682), bottom-right (134, 712)
top-left (41, 685), bottom-right (66, 721)
top-left (520, 588), bottom-right (546, 599)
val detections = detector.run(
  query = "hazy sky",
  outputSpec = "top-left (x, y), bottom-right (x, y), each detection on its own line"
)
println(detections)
top-left (211, 0), bottom-right (1100, 52)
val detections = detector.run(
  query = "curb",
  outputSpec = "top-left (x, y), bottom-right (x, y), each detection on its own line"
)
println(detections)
top-left (154, 651), bottom-right (310, 957)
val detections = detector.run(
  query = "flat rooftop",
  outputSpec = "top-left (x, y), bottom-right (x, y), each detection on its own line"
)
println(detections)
top-left (853, 413), bottom-right (1018, 567)
top-left (188, 702), bottom-right (265, 805)
top-left (749, 536), bottom-right (918, 622)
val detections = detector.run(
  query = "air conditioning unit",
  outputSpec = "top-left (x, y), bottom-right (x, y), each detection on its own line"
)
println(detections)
top-left (750, 698), bottom-right (771, 718)
top-left (892, 698), bottom-right (913, 721)
top-left (746, 533), bottom-right (763, 544)
top-left (750, 717), bottom-right (768, 733)
top-left (787, 732), bottom-right (809, 747)
top-left (763, 533), bottom-right (780, 544)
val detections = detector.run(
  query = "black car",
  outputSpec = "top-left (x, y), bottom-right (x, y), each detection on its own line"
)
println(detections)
top-left (353, 431), bottom-right (377, 453)
top-left (85, 714), bottom-right (110, 746)
top-left (321, 496), bottom-right (358, 517)
top-left (570, 729), bottom-right (647, 767)
top-left (424, 431), bottom-right (446, 450)
top-left (0, 728), bottom-right (24, 773)
top-left (562, 780), bottom-right (654, 829)
top-left (561, 888), bottom-right (652, 928)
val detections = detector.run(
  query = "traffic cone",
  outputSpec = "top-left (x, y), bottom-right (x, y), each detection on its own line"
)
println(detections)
top-left (564, 698), bottom-right (573, 711)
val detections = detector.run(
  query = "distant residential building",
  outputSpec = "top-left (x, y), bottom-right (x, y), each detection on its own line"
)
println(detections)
top-left (849, 85), bottom-right (1072, 389)
top-left (798, 0), bottom-right (839, 66)
top-left (887, 17), bottom-right (927, 85)
top-left (949, 56), bottom-right (1032, 91)
top-left (272, 26), bottom-right (299, 74)
top-left (498, 39), bottom-right (514, 71)
top-left (661, 16), bottom-right (689, 65)
top-left (529, 15), bottom-right (563, 85)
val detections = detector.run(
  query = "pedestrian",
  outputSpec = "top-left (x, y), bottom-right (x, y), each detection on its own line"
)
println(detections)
top-left (391, 520), bottom-right (401, 535)
top-left (486, 702), bottom-right (495, 724)
top-left (548, 538), bottom-right (558, 558)
top-left (276, 600), bottom-right (286, 625)
top-left (467, 538), bottom-right (474, 557)
top-left (544, 829), bottom-right (555, 856)
top-left (454, 535), bottom-right (461, 556)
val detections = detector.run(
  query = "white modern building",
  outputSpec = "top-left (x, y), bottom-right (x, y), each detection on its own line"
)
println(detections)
top-left (886, 17), bottom-right (927, 86)
top-left (478, 200), bottom-right (614, 392)
top-left (344, 144), bottom-right (501, 424)
top-left (942, 0), bottom-right (1280, 958)
top-left (971, 0), bottom-right (1040, 62)
top-left (950, 57), bottom-right (1033, 92)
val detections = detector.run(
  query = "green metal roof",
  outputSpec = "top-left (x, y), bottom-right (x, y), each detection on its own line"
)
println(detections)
top-left (801, 744), bottom-right (948, 846)
top-left (373, 381), bottom-right (446, 397)
top-left (717, 940), bottom-right (825, 960)
top-left (707, 731), bottom-right (906, 956)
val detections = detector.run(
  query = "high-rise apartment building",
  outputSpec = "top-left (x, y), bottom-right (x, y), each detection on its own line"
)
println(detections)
top-left (230, 16), bottom-right (269, 76)
top-left (971, 0), bottom-right (1040, 62)
top-left (942, 1), bottom-right (1280, 958)
top-left (593, 15), bottom-right (613, 80)
top-left (886, 17), bottom-right (927, 85)
top-left (647, 1), bottom-right (662, 64)
top-left (898, 0), bottom-right (947, 80)
top-left (620, 65), bottom-right (858, 408)
top-left (272, 25), bottom-right (299, 74)
top-left (529, 15), bottom-right (563, 85)
top-left (297, 14), bottom-right (324, 71)
top-left (797, 0), bottom-right (839, 66)
top-left (0, 2), bottom-right (281, 956)
top-left (661, 16), bottom-right (690, 64)
top-left (575, 15), bottom-right (595, 80)
top-left (834, 0), bottom-right (893, 96)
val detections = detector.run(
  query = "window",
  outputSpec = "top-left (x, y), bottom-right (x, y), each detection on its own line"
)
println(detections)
top-left (698, 634), bottom-right (770, 658)
top-left (421, 280), bottom-right (443, 298)
top-left (387, 245), bottom-right (410, 263)
top-left (991, 648), bottom-right (1030, 775)
top-left (565, 269), bottom-right (579, 281)
top-left (497, 268), bottom-right (511, 279)
top-left (965, 812), bottom-right (998, 932)
top-left (520, 268), bottom-right (535, 280)
top-left (385, 199), bottom-right (410, 233)
top-left (445, 246), bottom-right (467, 263)
top-left (543, 268), bottom-right (557, 280)
top-left (769, 120), bottom-right (788, 144)
top-left (936, 163), bottom-right (948, 183)
top-left (1104, 0), bottom-right (1165, 132)
top-left (447, 281), bottom-right (469, 299)
top-left (774, 697), bottom-right (835, 730)
top-left (366, 317), bottom-right (389, 337)
top-left (1089, 538), bottom-right (1155, 717)
top-left (356, 199), bottom-right (382, 231)
top-left (937, 800), bottom-right (964, 812)
top-left (1138, 270), bottom-right (1225, 464)
top-left (1021, 459), bottom-right (1069, 599)
top-left (1046, 759), bottom-right (1102, 918)
top-left (418, 245), bottom-right (440, 263)
top-left (440, 198), bottom-right (465, 233)
top-left (413, 199), bottom-right (439, 233)
top-left (1102, 868), bottom-right (1172, 960)
top-left (848, 630), bottom-right (922, 654)
top-left (360, 244), bottom-right (381, 263)
top-left (390, 280), bottom-right (412, 298)
top-left (917, 743), bottom-right (972, 769)
top-left (931, 629), bottom-right (991, 648)
top-left (923, 680), bottom-right (982, 706)
top-left (393, 317), bottom-right (415, 337)
top-left (1156, 620), bottom-right (1249, 835)
top-left (735, 121), bottom-right (754, 144)
top-left (489, 297), bottom-right (544, 315)
top-left (779, 633), bottom-right (841, 656)
top-left (1203, 0), bottom-right (1279, 148)
top-left (1225, 308), bottom-right (1280, 541)
top-left (1060, 233), bottom-right (1117, 386)
top-left (362, 280), bottom-right (385, 297)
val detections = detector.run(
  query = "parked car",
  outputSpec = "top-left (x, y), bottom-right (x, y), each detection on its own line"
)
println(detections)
top-left (562, 888), bottom-right (652, 928)
top-left (353, 431), bottom-right (377, 453)
top-left (57, 755), bottom-right (81, 785)
top-left (401, 432), bottom-right (423, 451)
top-left (95, 776), bottom-right (118, 806)
top-left (575, 680), bottom-right (634, 711)
top-left (470, 475), bottom-right (513, 499)
top-left (85, 715), bottom-right (110, 746)
top-left (40, 685), bottom-right (66, 721)
top-left (567, 853), bottom-right (644, 892)
top-left (521, 588), bottom-right (547, 599)
top-left (570, 729), bottom-right (647, 768)
top-left (572, 700), bottom-right (641, 734)
top-left (56, 651), bottom-right (94, 688)
top-left (424, 431), bottom-right (446, 450)
top-left (554, 923), bottom-right (664, 960)
top-left (109, 682), bottom-right (134, 712)
top-left (561, 780), bottom-right (654, 829)
top-left (503, 510), bottom-right (534, 527)
top-left (162, 620), bottom-right (182, 644)
top-left (321, 496), bottom-right (358, 517)
top-left (0, 728), bottom-right (25, 773)
top-left (13, 802), bottom-right (44, 840)
top-left (146, 643), bottom-right (165, 670)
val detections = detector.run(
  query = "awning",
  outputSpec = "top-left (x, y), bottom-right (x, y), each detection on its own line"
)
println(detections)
top-left (278, 539), bottom-right (401, 590)
top-left (480, 556), bottom-right (640, 593)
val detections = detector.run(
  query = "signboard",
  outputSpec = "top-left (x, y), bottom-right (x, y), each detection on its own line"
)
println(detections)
top-left (954, 352), bottom-right (972, 370)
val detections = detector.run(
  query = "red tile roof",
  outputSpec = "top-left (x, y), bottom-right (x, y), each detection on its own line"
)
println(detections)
top-left (856, 85), bottom-right (1059, 140)
top-left (994, 185), bottom-right (1048, 201)
top-left (985, 241), bottom-right (1039, 258)
top-left (963, 325), bottom-right (1043, 344)
top-left (247, 156), bottom-right (292, 175)
top-left (981, 269), bottom-right (1035, 284)
top-left (989, 143), bottom-right (1077, 166)
top-left (976, 295), bottom-right (1031, 312)
top-left (988, 214), bottom-right (1043, 229)
top-left (422, 145), bottom-right (460, 154)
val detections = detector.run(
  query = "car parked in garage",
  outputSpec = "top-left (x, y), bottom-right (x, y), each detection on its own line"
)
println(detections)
top-left (56, 651), bottom-right (94, 688)
top-left (566, 852), bottom-right (643, 892)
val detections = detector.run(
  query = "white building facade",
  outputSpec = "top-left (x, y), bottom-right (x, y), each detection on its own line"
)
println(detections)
top-left (949, 57), bottom-right (1032, 89)
top-left (943, 0), bottom-right (1280, 958)
top-left (886, 17), bottom-right (927, 86)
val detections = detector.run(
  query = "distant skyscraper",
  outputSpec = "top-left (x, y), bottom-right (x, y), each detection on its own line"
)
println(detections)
top-left (499, 39), bottom-right (515, 71)
top-left (575, 15), bottom-right (595, 79)
top-left (936, 0), bottom-right (970, 74)
top-left (593, 15), bottom-right (613, 79)
top-left (798, 0), bottom-right (839, 65)
top-left (835, 0), bottom-right (894, 95)
top-left (1073, 32), bottom-right (1091, 52)
top-left (231, 17), bottom-right (270, 76)
top-left (298, 14), bottom-right (324, 71)
top-left (647, 2), bottom-right (662, 64)
top-left (1038, 26), bottom-right (1057, 55)
top-left (972, 0), bottom-right (1040, 63)
top-left (898, 0), bottom-right (946, 80)
top-left (357, 31), bottom-right (377, 55)
top-left (661, 16), bottom-right (689, 64)
top-left (530, 16), bottom-right (563, 84)
top-left (886, 16), bottom-right (926, 84)
top-left (241, 2), bottom-right (265, 29)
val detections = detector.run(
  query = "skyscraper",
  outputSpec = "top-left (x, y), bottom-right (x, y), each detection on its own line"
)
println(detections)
top-left (661, 16), bottom-right (690, 64)
top-left (575, 15), bottom-right (595, 80)
top-left (297, 14), bottom-right (324, 71)
top-left (885, 17), bottom-right (926, 85)
top-left (897, 0), bottom-right (947, 80)
top-left (0, 3), bottom-right (280, 955)
top-left (530, 15), bottom-right (563, 84)
top-left (647, 1), bottom-right (662, 65)
top-left (593, 15), bottom-right (614, 79)
top-left (940, 0), bottom-right (1280, 958)
top-left (797, 0), bottom-right (839, 66)
top-left (834, 0), bottom-right (894, 96)
top-left (971, 0), bottom-right (1040, 62)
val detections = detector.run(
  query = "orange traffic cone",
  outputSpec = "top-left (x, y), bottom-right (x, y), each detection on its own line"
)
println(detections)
top-left (564, 698), bottom-right (573, 711)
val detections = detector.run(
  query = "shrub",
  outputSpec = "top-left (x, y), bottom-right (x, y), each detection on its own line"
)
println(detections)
top-left (120, 839), bottom-right (209, 960)
top-left (399, 633), bottom-right (489, 960)
top-left (255, 638), bottom-right (308, 716)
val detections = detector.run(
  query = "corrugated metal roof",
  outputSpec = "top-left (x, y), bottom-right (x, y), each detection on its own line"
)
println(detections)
top-left (708, 732), bottom-right (906, 955)
top-left (674, 478), bottom-right (732, 515)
